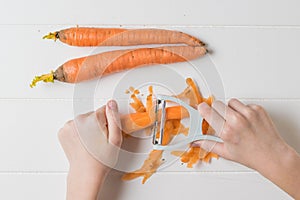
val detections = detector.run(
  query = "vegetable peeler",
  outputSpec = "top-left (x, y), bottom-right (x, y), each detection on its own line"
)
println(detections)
top-left (152, 94), bottom-right (223, 151)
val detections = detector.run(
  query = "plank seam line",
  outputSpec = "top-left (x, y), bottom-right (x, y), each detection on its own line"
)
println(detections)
top-left (1, 24), bottom-right (300, 29)
top-left (0, 98), bottom-right (300, 101)
top-left (0, 171), bottom-right (257, 175)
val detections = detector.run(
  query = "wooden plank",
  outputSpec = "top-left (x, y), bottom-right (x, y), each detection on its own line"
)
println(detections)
top-left (0, 173), bottom-right (66, 200)
top-left (0, 0), bottom-right (300, 25)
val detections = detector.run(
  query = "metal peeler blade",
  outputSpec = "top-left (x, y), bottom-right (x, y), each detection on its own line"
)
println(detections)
top-left (151, 94), bottom-right (223, 151)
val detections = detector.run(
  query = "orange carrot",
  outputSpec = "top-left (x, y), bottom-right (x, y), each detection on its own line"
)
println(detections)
top-left (43, 27), bottom-right (205, 47)
top-left (121, 106), bottom-right (189, 134)
top-left (30, 46), bottom-right (207, 87)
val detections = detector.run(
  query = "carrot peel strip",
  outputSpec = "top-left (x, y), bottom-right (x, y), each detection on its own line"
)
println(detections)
top-left (186, 77), bottom-right (203, 103)
top-left (122, 150), bottom-right (163, 184)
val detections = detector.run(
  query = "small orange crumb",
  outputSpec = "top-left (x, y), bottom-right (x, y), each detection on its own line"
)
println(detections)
top-left (129, 86), bottom-right (135, 92)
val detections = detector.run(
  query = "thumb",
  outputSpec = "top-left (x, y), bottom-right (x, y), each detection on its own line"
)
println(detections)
top-left (192, 140), bottom-right (225, 158)
top-left (106, 100), bottom-right (122, 147)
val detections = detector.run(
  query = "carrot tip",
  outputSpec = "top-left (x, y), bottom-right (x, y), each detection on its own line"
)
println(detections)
top-left (30, 70), bottom-right (54, 88)
top-left (42, 32), bottom-right (58, 41)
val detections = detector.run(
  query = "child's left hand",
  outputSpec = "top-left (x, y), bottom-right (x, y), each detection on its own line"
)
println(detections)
top-left (58, 100), bottom-right (122, 200)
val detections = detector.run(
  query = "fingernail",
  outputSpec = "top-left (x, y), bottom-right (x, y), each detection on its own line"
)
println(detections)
top-left (108, 100), bottom-right (117, 110)
top-left (191, 143), bottom-right (197, 147)
top-left (198, 102), bottom-right (209, 113)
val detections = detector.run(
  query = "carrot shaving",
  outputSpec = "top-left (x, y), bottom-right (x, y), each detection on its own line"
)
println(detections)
top-left (130, 94), bottom-right (146, 113)
top-left (187, 147), bottom-right (201, 168)
top-left (122, 150), bottom-right (163, 184)
top-left (171, 79), bottom-right (218, 168)
top-left (202, 96), bottom-right (215, 134)
top-left (186, 77), bottom-right (203, 104)
top-left (171, 119), bottom-right (189, 136)
top-left (171, 151), bottom-right (186, 157)
top-left (129, 86), bottom-right (135, 92)
top-left (146, 86), bottom-right (153, 112)
top-left (143, 126), bottom-right (153, 136)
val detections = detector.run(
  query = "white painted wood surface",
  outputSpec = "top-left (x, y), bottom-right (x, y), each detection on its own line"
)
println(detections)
top-left (0, 0), bottom-right (299, 199)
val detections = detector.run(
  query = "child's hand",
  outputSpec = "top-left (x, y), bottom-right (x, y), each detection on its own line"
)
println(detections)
top-left (194, 98), bottom-right (287, 171)
top-left (58, 100), bottom-right (122, 200)
top-left (193, 99), bottom-right (300, 199)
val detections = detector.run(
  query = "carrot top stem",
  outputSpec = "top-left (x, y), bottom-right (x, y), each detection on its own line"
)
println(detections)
top-left (30, 71), bottom-right (54, 88)
top-left (42, 32), bottom-right (59, 41)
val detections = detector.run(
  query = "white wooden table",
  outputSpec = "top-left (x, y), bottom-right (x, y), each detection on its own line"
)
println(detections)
top-left (0, 0), bottom-right (299, 199)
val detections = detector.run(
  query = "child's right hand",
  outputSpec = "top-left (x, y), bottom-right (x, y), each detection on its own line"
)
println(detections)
top-left (193, 98), bottom-right (300, 199)
top-left (194, 98), bottom-right (288, 171)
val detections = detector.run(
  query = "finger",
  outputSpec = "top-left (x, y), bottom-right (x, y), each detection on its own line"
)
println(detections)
top-left (228, 99), bottom-right (260, 121)
top-left (212, 100), bottom-right (236, 120)
top-left (198, 102), bottom-right (226, 135)
top-left (247, 104), bottom-right (265, 114)
top-left (106, 100), bottom-right (122, 147)
top-left (95, 106), bottom-right (108, 139)
top-left (228, 98), bottom-right (248, 115)
top-left (77, 111), bottom-right (94, 118)
top-left (192, 140), bottom-right (225, 158)
top-left (246, 104), bottom-right (268, 122)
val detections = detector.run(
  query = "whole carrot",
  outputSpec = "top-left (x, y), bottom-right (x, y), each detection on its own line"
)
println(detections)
top-left (30, 46), bottom-right (207, 87)
top-left (43, 27), bottom-right (205, 47)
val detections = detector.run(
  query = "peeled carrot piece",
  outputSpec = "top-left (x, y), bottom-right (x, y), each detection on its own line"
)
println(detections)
top-left (121, 106), bottom-right (189, 134)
